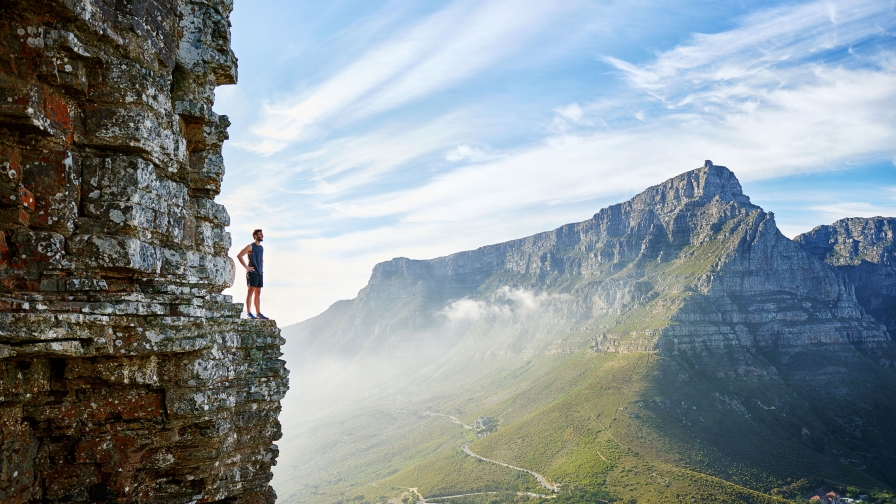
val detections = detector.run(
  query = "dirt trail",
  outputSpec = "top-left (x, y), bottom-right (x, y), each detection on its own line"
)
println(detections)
top-left (582, 405), bottom-right (609, 462)
top-left (462, 442), bottom-right (559, 493)
top-left (419, 412), bottom-right (559, 499)
top-left (424, 411), bottom-right (472, 430)
top-left (421, 490), bottom-right (555, 502)
top-left (407, 487), bottom-right (425, 502)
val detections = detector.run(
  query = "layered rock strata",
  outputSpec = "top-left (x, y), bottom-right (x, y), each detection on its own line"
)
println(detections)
top-left (294, 162), bottom-right (889, 358)
top-left (795, 217), bottom-right (896, 338)
top-left (0, 1), bottom-right (287, 503)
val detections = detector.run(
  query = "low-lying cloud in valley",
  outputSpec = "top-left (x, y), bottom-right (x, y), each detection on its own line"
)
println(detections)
top-left (441, 286), bottom-right (571, 322)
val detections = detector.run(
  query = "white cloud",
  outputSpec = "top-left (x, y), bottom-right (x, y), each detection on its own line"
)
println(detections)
top-left (499, 286), bottom-right (567, 310)
top-left (602, 0), bottom-right (895, 102)
top-left (322, 67), bottom-right (896, 225)
top-left (346, 0), bottom-right (579, 121)
top-left (441, 299), bottom-right (497, 321)
top-left (439, 286), bottom-right (569, 321)
top-left (551, 102), bottom-right (596, 131)
top-left (221, 111), bottom-right (480, 219)
top-left (809, 202), bottom-right (896, 219)
top-left (245, 0), bottom-right (582, 154)
top-left (296, 114), bottom-right (476, 194)
top-left (557, 103), bottom-right (584, 123)
top-left (445, 144), bottom-right (488, 162)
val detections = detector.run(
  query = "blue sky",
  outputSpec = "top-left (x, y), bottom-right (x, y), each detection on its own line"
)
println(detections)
top-left (216, 0), bottom-right (896, 325)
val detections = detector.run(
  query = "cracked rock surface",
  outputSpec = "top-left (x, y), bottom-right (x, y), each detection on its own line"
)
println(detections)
top-left (0, 1), bottom-right (287, 502)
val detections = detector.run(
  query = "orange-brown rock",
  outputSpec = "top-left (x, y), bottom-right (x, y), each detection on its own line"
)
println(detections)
top-left (0, 1), bottom-right (288, 502)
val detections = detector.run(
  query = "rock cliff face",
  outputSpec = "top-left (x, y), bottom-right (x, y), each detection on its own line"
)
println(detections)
top-left (0, 1), bottom-right (287, 503)
top-left (795, 217), bottom-right (896, 338)
top-left (294, 161), bottom-right (889, 358)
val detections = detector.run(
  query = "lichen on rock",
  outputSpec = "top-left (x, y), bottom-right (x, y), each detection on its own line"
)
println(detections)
top-left (0, 1), bottom-right (288, 502)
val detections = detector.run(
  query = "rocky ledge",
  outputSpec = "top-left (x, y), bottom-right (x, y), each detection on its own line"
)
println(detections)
top-left (0, 1), bottom-right (287, 502)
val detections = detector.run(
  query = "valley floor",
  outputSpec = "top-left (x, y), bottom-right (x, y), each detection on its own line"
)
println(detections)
top-left (273, 344), bottom-right (896, 504)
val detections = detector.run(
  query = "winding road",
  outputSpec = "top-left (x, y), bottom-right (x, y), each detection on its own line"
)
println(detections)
top-left (425, 411), bottom-right (559, 492)
top-left (423, 490), bottom-right (555, 502)
top-left (410, 412), bottom-right (560, 502)
top-left (423, 412), bottom-right (473, 430)
top-left (461, 442), bottom-right (559, 493)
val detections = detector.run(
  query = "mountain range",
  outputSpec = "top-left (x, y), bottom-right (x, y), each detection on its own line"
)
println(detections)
top-left (278, 162), bottom-right (896, 504)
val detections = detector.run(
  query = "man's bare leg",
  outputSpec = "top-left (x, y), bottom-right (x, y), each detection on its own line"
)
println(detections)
top-left (253, 288), bottom-right (261, 316)
top-left (245, 288), bottom-right (254, 316)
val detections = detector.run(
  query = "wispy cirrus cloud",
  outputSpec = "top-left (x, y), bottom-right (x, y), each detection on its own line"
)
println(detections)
top-left (602, 0), bottom-right (895, 102)
top-left (810, 201), bottom-right (896, 219)
top-left (244, 0), bottom-right (584, 155)
top-left (444, 144), bottom-right (490, 162)
top-left (289, 112), bottom-right (479, 195)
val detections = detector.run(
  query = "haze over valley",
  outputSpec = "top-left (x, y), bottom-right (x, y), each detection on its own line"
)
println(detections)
top-left (272, 163), bottom-right (896, 503)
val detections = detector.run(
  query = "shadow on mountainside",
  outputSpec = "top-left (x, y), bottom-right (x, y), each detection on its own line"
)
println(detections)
top-left (272, 163), bottom-right (896, 503)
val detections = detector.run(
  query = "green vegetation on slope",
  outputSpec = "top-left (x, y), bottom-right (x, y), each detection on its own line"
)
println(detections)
top-left (379, 448), bottom-right (544, 498)
top-left (277, 338), bottom-right (896, 503)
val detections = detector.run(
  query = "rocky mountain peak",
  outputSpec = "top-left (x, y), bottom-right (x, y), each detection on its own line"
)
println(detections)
top-left (622, 160), bottom-right (753, 219)
top-left (696, 160), bottom-right (753, 203)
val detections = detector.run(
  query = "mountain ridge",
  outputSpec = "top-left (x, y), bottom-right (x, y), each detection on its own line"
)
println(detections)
top-left (289, 161), bottom-right (889, 358)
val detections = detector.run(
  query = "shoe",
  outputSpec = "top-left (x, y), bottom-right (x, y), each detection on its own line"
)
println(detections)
top-left (247, 313), bottom-right (256, 319)
top-left (257, 313), bottom-right (269, 320)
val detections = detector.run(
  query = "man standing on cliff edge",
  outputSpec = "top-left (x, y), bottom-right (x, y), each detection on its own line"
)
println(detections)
top-left (237, 229), bottom-right (268, 319)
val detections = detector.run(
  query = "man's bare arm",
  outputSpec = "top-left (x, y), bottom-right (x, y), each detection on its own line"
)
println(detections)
top-left (236, 244), bottom-right (255, 272)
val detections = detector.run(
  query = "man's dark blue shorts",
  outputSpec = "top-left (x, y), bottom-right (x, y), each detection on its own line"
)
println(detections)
top-left (247, 271), bottom-right (263, 288)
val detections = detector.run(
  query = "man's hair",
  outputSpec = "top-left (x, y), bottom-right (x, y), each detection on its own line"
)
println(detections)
top-left (253, 229), bottom-right (263, 238)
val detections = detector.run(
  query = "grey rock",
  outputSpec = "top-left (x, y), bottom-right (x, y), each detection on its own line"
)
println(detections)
top-left (796, 216), bottom-right (896, 337)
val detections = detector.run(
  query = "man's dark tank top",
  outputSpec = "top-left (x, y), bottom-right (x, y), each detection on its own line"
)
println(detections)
top-left (249, 243), bottom-right (263, 275)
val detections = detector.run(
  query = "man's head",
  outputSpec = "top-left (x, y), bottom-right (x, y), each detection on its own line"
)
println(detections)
top-left (253, 229), bottom-right (264, 242)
